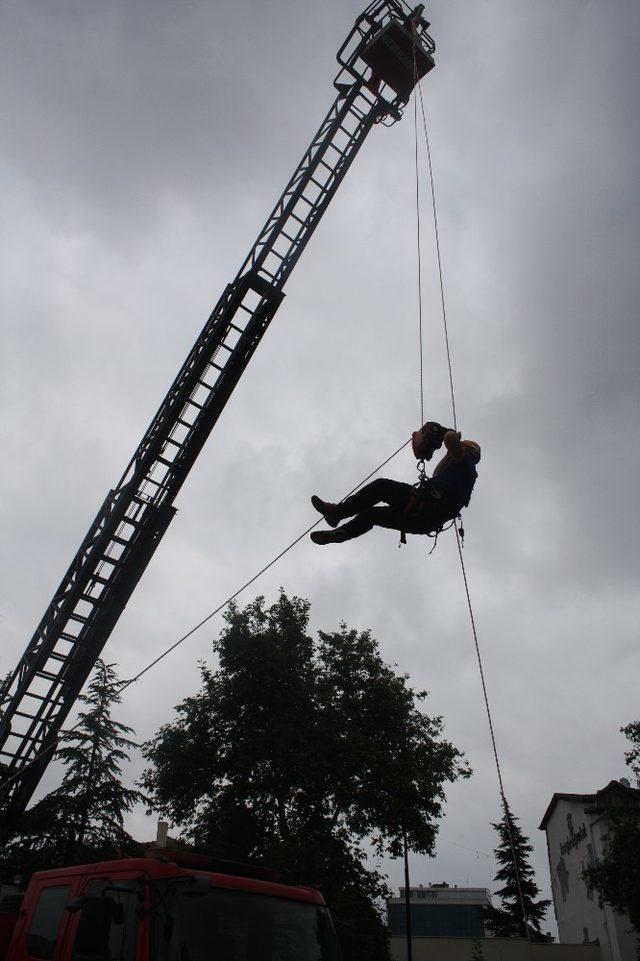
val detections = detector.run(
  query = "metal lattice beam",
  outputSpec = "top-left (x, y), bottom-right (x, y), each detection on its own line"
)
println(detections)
top-left (0, 1), bottom-right (435, 834)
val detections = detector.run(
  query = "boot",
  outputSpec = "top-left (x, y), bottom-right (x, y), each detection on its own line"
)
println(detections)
top-left (310, 528), bottom-right (350, 545)
top-left (311, 495), bottom-right (341, 528)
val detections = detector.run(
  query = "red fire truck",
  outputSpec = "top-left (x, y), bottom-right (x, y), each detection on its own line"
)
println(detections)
top-left (0, 850), bottom-right (342, 960)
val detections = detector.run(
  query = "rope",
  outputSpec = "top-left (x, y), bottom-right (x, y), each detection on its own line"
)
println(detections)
top-left (410, 43), bottom-right (530, 938)
top-left (415, 77), bottom-right (457, 431)
top-left (455, 527), bottom-right (531, 937)
top-left (0, 438), bottom-right (412, 799)
top-left (412, 43), bottom-right (425, 428)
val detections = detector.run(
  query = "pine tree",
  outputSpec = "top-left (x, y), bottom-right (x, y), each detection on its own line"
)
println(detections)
top-left (2, 660), bottom-right (145, 883)
top-left (484, 802), bottom-right (551, 939)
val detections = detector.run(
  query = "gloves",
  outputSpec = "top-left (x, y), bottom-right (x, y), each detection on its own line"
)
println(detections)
top-left (411, 421), bottom-right (447, 461)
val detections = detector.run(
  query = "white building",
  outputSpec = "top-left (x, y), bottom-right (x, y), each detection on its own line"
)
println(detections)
top-left (539, 779), bottom-right (640, 961)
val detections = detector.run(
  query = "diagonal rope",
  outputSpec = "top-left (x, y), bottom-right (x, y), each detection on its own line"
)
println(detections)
top-left (118, 436), bottom-right (411, 688)
top-left (0, 438), bottom-right (412, 799)
top-left (455, 526), bottom-right (531, 937)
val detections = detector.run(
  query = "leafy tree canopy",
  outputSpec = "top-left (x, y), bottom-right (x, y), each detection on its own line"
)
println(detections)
top-left (484, 802), bottom-right (551, 940)
top-left (623, 721), bottom-right (640, 782)
top-left (141, 592), bottom-right (470, 961)
top-left (2, 660), bottom-right (144, 883)
top-left (583, 722), bottom-right (640, 939)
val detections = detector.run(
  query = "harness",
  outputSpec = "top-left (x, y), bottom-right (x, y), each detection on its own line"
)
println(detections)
top-left (399, 460), bottom-right (466, 553)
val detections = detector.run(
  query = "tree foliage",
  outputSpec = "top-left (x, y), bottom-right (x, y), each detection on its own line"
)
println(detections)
top-left (484, 802), bottom-right (551, 939)
top-left (623, 721), bottom-right (640, 782)
top-left (141, 592), bottom-right (469, 961)
top-left (583, 810), bottom-right (640, 936)
top-left (2, 660), bottom-right (144, 883)
top-left (470, 940), bottom-right (485, 961)
top-left (582, 722), bottom-right (640, 941)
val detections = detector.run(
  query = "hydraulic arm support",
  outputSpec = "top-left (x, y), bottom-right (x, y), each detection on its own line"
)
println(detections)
top-left (0, 0), bottom-right (435, 832)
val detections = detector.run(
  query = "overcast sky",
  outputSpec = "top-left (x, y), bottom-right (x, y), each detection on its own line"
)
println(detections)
top-left (1, 0), bottom-right (639, 936)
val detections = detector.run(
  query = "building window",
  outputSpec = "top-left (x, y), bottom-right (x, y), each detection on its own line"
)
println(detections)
top-left (388, 903), bottom-right (485, 938)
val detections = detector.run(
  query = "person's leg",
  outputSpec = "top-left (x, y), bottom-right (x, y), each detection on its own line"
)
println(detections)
top-left (312, 479), bottom-right (412, 529)
top-left (340, 478), bottom-right (413, 517)
top-left (311, 505), bottom-right (407, 545)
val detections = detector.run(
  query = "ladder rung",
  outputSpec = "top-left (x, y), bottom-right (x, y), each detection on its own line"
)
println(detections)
top-left (14, 710), bottom-right (37, 722)
top-left (176, 416), bottom-right (194, 430)
top-left (338, 122), bottom-right (355, 139)
top-left (164, 435), bottom-right (184, 450)
top-left (35, 669), bottom-right (60, 683)
top-left (287, 210), bottom-right (307, 227)
top-left (66, 611), bottom-right (89, 625)
top-left (308, 175), bottom-right (328, 193)
top-left (318, 158), bottom-right (335, 174)
top-left (280, 230), bottom-right (299, 246)
top-left (155, 454), bottom-right (174, 469)
top-left (21, 692), bottom-right (48, 704)
top-left (196, 378), bottom-right (214, 390)
top-left (80, 591), bottom-right (103, 607)
top-left (109, 534), bottom-right (132, 549)
top-left (46, 651), bottom-right (68, 663)
top-left (137, 475), bottom-right (163, 492)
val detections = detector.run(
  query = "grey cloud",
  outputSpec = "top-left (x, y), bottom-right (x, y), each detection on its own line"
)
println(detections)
top-left (2, 0), bottom-right (639, 930)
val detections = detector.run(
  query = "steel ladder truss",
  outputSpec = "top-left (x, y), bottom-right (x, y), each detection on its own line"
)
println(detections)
top-left (0, 0), bottom-right (435, 831)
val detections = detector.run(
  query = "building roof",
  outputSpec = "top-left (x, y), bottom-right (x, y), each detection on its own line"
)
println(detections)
top-left (539, 779), bottom-right (640, 831)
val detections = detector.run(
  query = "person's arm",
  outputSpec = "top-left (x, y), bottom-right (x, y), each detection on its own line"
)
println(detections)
top-left (443, 430), bottom-right (465, 462)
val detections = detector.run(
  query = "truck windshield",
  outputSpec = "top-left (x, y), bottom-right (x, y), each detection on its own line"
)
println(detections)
top-left (150, 883), bottom-right (342, 961)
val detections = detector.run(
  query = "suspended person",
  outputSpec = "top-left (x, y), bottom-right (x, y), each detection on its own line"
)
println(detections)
top-left (310, 422), bottom-right (480, 545)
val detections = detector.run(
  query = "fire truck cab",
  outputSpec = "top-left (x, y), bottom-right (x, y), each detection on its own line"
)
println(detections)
top-left (0, 851), bottom-right (342, 960)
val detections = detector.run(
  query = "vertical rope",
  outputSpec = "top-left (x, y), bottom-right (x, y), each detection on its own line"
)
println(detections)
top-left (412, 44), bottom-right (425, 427)
top-left (416, 80), bottom-right (457, 432)
top-left (410, 35), bottom-right (530, 937)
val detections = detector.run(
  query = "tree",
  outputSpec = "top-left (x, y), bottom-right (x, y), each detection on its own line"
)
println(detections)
top-left (1, 660), bottom-right (145, 883)
top-left (484, 802), bottom-right (551, 939)
top-left (622, 720), bottom-right (640, 782)
top-left (469, 940), bottom-right (485, 961)
top-left (141, 592), bottom-right (470, 961)
top-left (582, 722), bottom-right (640, 942)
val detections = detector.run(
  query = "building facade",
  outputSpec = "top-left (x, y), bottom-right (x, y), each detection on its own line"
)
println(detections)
top-left (539, 779), bottom-right (640, 961)
top-left (388, 882), bottom-right (492, 939)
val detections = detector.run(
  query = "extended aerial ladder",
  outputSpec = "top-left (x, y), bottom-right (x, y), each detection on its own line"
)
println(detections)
top-left (0, 1), bottom-right (435, 835)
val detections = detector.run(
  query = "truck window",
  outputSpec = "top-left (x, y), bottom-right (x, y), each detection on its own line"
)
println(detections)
top-left (70, 880), bottom-right (138, 961)
top-left (150, 885), bottom-right (342, 961)
top-left (26, 885), bottom-right (71, 960)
